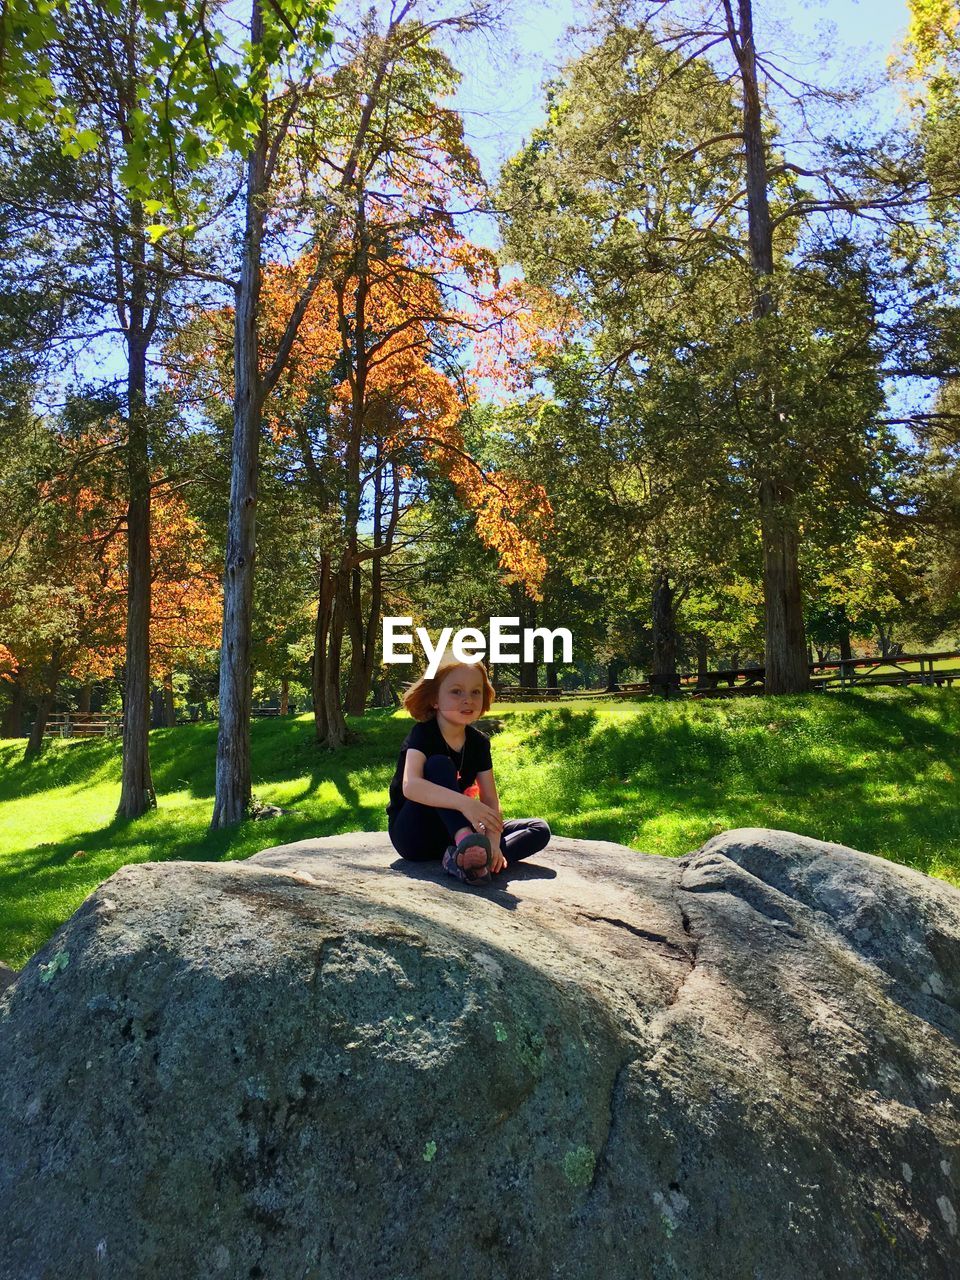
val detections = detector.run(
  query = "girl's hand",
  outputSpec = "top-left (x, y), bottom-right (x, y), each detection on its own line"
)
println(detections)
top-left (461, 796), bottom-right (503, 837)
top-left (490, 847), bottom-right (508, 875)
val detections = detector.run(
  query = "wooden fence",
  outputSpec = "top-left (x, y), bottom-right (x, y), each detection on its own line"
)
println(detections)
top-left (497, 650), bottom-right (960, 701)
top-left (43, 712), bottom-right (122, 738)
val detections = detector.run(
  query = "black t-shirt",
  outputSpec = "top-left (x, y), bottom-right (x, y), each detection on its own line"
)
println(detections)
top-left (386, 717), bottom-right (492, 825)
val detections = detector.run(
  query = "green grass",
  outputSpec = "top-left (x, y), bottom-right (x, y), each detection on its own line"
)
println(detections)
top-left (2, 687), bottom-right (959, 969)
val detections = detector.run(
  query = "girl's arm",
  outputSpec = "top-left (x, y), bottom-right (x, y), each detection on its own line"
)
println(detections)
top-left (402, 749), bottom-right (467, 812)
top-left (402, 750), bottom-right (501, 830)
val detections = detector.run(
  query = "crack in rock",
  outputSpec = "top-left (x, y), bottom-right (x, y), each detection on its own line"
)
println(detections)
top-left (668, 894), bottom-right (701, 1008)
top-left (577, 912), bottom-right (691, 961)
top-left (591, 1055), bottom-right (634, 1192)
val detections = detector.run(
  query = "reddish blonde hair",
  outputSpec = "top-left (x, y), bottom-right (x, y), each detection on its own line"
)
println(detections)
top-left (403, 658), bottom-right (496, 722)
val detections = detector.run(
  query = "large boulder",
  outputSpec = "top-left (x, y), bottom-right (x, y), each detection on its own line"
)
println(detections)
top-left (1, 828), bottom-right (958, 1279)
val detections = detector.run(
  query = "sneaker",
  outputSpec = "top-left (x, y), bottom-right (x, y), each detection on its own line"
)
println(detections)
top-left (442, 836), bottom-right (491, 886)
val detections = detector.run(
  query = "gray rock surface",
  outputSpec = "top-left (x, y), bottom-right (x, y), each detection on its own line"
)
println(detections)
top-left (1, 827), bottom-right (958, 1279)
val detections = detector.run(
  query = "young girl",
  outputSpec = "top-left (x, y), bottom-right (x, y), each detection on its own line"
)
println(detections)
top-left (387, 657), bottom-right (551, 885)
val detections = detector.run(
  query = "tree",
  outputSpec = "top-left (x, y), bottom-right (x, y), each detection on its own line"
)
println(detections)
top-left (2, 0), bottom-right (339, 818)
top-left (901, 0), bottom-right (960, 203)
top-left (210, 0), bottom-right (508, 818)
top-left (0, 399), bottom-right (222, 752)
top-left (0, 445), bottom-right (127, 756)
top-left (186, 229), bottom-right (551, 742)
top-left (146, 492), bottom-right (223, 715)
top-left (260, 241), bottom-right (549, 739)
top-left (47, 3), bottom-right (179, 814)
top-left (176, 6), bottom-right (548, 756)
top-left (1, 0), bottom-right (281, 816)
top-left (498, 8), bottom-right (926, 694)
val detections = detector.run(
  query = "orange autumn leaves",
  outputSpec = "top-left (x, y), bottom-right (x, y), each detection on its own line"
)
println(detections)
top-left (145, 494), bottom-right (222, 672)
top-left (0, 483), bottom-right (220, 687)
top-left (256, 242), bottom-right (553, 594)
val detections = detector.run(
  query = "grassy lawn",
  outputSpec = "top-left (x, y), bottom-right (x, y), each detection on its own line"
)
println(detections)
top-left (2, 686), bottom-right (959, 969)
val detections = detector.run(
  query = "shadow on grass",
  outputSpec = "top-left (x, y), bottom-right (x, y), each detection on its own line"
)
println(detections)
top-left (0, 736), bottom-right (123, 799)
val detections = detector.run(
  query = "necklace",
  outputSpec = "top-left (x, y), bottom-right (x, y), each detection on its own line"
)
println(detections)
top-left (441, 730), bottom-right (466, 780)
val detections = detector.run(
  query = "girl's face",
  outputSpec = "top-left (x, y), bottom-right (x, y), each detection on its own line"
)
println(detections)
top-left (434, 665), bottom-right (484, 726)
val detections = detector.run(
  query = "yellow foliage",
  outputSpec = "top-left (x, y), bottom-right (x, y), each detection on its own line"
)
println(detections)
top-left (903, 0), bottom-right (960, 79)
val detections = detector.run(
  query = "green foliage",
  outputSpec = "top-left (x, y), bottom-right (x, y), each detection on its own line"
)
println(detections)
top-left (901, 0), bottom-right (960, 206)
top-left (496, 10), bottom-right (933, 674)
top-left (0, 130), bottom-right (95, 386)
top-left (0, 0), bottom-right (336, 210)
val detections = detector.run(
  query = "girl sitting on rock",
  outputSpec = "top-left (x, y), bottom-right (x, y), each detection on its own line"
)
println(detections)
top-left (387, 657), bottom-right (551, 885)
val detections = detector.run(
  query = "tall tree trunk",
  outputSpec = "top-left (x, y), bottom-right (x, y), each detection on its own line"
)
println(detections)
top-left (344, 646), bottom-right (369, 715)
top-left (372, 672), bottom-right (399, 707)
top-left (545, 662), bottom-right (559, 690)
top-left (279, 677), bottom-right (289, 716)
top-left (162, 671), bottom-right (176, 727)
top-left (839, 607), bottom-right (853, 662)
top-left (312, 558), bottom-right (334, 743)
top-left (736, 0), bottom-right (774, 287)
top-left (733, 0), bottom-right (809, 695)
top-left (117, 320), bottom-right (156, 816)
top-left (24, 644), bottom-right (62, 760)
top-left (343, 564), bottom-right (375, 716)
top-left (321, 574), bottom-right (350, 748)
top-left (519, 661), bottom-right (539, 689)
top-left (2, 669), bottom-right (25, 738)
top-left (759, 477), bottom-right (809, 694)
top-left (651, 571), bottom-right (678, 679)
top-left (77, 683), bottom-right (92, 714)
top-left (518, 594), bottom-right (538, 688)
top-left (344, 542), bottom-right (383, 716)
top-left (211, 23), bottom-right (267, 829)
top-left (605, 660), bottom-right (620, 692)
top-left (695, 633), bottom-right (709, 680)
top-left (338, 204), bottom-right (376, 725)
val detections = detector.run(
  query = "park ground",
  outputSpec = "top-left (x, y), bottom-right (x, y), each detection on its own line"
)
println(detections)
top-left (1, 687), bottom-right (959, 969)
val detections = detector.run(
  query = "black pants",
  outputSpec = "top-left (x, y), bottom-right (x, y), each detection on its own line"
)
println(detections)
top-left (389, 753), bottom-right (551, 864)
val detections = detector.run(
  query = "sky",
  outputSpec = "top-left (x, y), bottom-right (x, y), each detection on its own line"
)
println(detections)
top-left (453, 0), bottom-right (915, 180)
